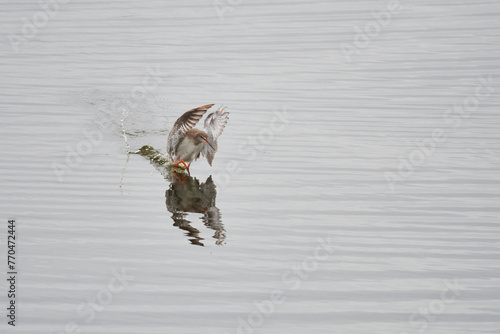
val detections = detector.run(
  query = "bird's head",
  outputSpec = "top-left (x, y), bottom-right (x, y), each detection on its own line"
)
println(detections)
top-left (198, 133), bottom-right (215, 150)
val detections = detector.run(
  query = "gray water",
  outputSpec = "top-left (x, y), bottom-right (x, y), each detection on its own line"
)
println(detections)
top-left (1, 0), bottom-right (499, 333)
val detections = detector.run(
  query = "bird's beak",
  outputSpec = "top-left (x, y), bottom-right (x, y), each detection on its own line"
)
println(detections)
top-left (203, 137), bottom-right (215, 150)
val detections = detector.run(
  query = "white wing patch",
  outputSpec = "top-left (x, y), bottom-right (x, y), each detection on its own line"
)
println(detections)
top-left (202, 106), bottom-right (229, 166)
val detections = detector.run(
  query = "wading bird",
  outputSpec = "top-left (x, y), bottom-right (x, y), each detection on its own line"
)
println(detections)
top-left (167, 104), bottom-right (229, 174)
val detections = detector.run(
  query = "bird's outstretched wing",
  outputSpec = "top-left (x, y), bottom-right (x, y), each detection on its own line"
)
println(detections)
top-left (202, 106), bottom-right (229, 166)
top-left (167, 104), bottom-right (214, 158)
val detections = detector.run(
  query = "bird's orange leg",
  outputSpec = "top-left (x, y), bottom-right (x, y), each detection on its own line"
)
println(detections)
top-left (172, 171), bottom-right (187, 183)
top-left (173, 160), bottom-right (189, 169)
top-left (173, 160), bottom-right (191, 176)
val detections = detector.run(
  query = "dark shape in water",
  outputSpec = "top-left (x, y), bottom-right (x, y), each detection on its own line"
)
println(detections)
top-left (134, 145), bottom-right (225, 246)
top-left (166, 175), bottom-right (224, 246)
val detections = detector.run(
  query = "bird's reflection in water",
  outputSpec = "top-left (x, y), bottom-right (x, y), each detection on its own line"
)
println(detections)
top-left (133, 145), bottom-right (225, 247)
top-left (166, 174), bottom-right (225, 246)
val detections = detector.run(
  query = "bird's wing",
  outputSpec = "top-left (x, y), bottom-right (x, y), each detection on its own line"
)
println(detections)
top-left (202, 105), bottom-right (229, 166)
top-left (167, 104), bottom-right (214, 158)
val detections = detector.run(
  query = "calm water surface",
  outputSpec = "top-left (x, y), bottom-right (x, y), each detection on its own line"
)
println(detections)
top-left (1, 0), bottom-right (499, 333)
